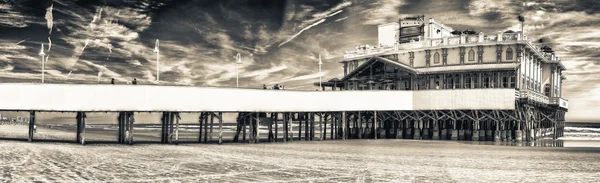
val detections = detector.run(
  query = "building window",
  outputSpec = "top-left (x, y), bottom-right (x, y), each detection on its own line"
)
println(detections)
top-left (502, 74), bottom-right (509, 88)
top-left (506, 47), bottom-right (513, 60)
top-left (510, 74), bottom-right (516, 88)
top-left (468, 49), bottom-right (475, 61)
top-left (454, 74), bottom-right (460, 89)
top-left (473, 73), bottom-right (479, 88)
top-left (544, 84), bottom-right (550, 97)
top-left (446, 75), bottom-right (453, 89)
top-left (483, 74), bottom-right (490, 88)
top-left (434, 52), bottom-right (440, 64)
top-left (465, 74), bottom-right (472, 89)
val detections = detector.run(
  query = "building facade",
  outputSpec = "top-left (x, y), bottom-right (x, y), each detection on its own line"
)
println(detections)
top-left (317, 16), bottom-right (568, 142)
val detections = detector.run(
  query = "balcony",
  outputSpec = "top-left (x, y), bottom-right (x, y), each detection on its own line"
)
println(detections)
top-left (517, 89), bottom-right (549, 104)
top-left (516, 89), bottom-right (568, 109)
top-left (549, 97), bottom-right (569, 109)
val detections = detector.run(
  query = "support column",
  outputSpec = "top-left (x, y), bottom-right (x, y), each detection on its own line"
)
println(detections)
top-left (199, 113), bottom-right (205, 143)
top-left (358, 112), bottom-right (362, 139)
top-left (319, 113), bottom-right (324, 141)
top-left (374, 111), bottom-right (378, 140)
top-left (175, 112), bottom-right (181, 145)
top-left (118, 112), bottom-right (124, 143)
top-left (342, 111), bottom-right (346, 140)
top-left (218, 112), bottom-right (223, 145)
top-left (275, 113), bottom-right (279, 142)
top-left (76, 112), bottom-right (87, 145)
top-left (310, 112), bottom-right (315, 141)
top-left (209, 112), bottom-right (214, 143)
top-left (256, 112), bottom-right (260, 143)
top-left (298, 113), bottom-right (303, 140)
top-left (28, 111), bottom-right (36, 142)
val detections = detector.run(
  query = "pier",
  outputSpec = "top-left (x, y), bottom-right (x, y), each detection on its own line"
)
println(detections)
top-left (0, 83), bottom-right (564, 145)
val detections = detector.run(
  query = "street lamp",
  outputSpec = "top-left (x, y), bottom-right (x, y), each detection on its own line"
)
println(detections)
top-left (236, 53), bottom-right (243, 88)
top-left (97, 65), bottom-right (106, 84)
top-left (318, 54), bottom-right (323, 90)
top-left (39, 44), bottom-right (45, 83)
top-left (154, 39), bottom-right (160, 83)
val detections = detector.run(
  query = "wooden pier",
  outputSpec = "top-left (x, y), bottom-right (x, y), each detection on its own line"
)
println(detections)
top-left (0, 83), bottom-right (565, 145)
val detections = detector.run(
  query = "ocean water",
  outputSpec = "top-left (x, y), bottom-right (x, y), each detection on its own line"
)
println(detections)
top-left (1, 123), bottom-right (600, 182)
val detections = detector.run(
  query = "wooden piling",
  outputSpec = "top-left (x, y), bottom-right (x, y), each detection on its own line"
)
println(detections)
top-left (342, 111), bottom-right (346, 140)
top-left (283, 113), bottom-right (288, 143)
top-left (298, 113), bottom-right (303, 141)
top-left (319, 113), bottom-right (323, 141)
top-left (374, 111), bottom-right (378, 140)
top-left (256, 112), bottom-right (260, 143)
top-left (28, 111), bottom-right (35, 142)
top-left (218, 112), bottom-right (223, 145)
top-left (175, 112), bottom-right (180, 144)
top-left (275, 113), bottom-right (278, 142)
top-left (209, 112), bottom-right (214, 143)
top-left (198, 113), bottom-right (204, 143)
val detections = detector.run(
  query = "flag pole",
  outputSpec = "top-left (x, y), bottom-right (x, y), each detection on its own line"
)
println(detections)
top-left (154, 39), bottom-right (160, 83)
top-left (318, 54), bottom-right (322, 90)
top-left (236, 53), bottom-right (242, 88)
top-left (39, 44), bottom-right (45, 83)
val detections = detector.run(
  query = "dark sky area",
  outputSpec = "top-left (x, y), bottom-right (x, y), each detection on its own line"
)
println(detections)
top-left (1, 0), bottom-right (599, 122)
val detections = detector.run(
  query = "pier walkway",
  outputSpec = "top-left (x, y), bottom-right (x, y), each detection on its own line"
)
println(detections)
top-left (1, 83), bottom-right (556, 145)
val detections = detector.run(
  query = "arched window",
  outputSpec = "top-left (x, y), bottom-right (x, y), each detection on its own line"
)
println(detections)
top-left (506, 47), bottom-right (513, 60)
top-left (434, 52), bottom-right (440, 64)
top-left (544, 84), bottom-right (551, 97)
top-left (468, 49), bottom-right (475, 61)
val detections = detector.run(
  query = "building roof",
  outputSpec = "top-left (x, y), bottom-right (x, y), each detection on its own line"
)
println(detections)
top-left (416, 63), bottom-right (520, 74)
top-left (340, 56), bottom-right (417, 82)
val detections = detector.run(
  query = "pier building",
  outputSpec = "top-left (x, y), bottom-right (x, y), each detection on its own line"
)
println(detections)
top-left (316, 15), bottom-right (567, 142)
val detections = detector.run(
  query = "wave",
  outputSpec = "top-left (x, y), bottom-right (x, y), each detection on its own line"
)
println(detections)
top-left (564, 127), bottom-right (600, 133)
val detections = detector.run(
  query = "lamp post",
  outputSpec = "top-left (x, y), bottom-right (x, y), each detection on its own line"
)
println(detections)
top-left (318, 54), bottom-right (322, 90)
top-left (97, 65), bottom-right (106, 84)
top-left (39, 44), bottom-right (45, 83)
top-left (236, 53), bottom-right (243, 88)
top-left (154, 39), bottom-right (160, 83)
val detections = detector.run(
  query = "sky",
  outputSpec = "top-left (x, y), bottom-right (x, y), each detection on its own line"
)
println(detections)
top-left (0, 0), bottom-right (599, 122)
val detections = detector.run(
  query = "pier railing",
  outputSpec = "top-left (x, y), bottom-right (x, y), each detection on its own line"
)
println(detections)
top-left (549, 97), bottom-right (569, 109)
top-left (517, 89), bottom-right (568, 109)
top-left (343, 31), bottom-right (564, 68)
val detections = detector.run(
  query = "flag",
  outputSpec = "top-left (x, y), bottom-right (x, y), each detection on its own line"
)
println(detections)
top-left (154, 39), bottom-right (159, 53)
top-left (45, 4), bottom-right (53, 34)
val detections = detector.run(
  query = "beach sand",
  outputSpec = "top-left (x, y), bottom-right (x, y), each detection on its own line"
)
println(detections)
top-left (1, 135), bottom-right (600, 182)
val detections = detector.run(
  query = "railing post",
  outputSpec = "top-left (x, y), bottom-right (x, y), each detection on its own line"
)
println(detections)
top-left (478, 32), bottom-right (484, 42)
top-left (497, 31), bottom-right (503, 41)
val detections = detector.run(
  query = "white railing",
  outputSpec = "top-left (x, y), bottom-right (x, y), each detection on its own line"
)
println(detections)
top-left (343, 30), bottom-right (563, 63)
top-left (430, 38), bottom-right (443, 47)
top-left (466, 36), bottom-right (479, 43)
top-left (550, 97), bottom-right (569, 109)
top-left (518, 89), bottom-right (550, 104)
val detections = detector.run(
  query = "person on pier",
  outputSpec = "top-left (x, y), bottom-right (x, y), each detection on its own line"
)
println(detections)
top-left (132, 78), bottom-right (137, 85)
top-left (263, 84), bottom-right (267, 89)
top-left (111, 78), bottom-right (115, 84)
